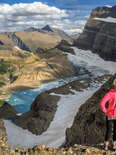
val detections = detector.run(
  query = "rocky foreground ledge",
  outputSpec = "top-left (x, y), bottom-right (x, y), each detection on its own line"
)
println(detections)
top-left (64, 74), bottom-right (116, 150)
top-left (0, 119), bottom-right (116, 155)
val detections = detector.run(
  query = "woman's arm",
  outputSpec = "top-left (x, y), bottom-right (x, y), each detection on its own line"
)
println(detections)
top-left (100, 92), bottom-right (111, 113)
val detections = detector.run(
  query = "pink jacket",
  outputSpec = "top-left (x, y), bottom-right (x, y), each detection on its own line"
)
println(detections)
top-left (100, 89), bottom-right (116, 118)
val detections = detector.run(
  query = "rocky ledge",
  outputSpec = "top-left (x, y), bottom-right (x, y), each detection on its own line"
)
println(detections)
top-left (65, 73), bottom-right (116, 147)
top-left (74, 5), bottom-right (116, 61)
top-left (0, 118), bottom-right (116, 154)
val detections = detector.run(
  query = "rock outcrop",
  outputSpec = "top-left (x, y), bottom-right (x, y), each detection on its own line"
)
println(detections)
top-left (55, 40), bottom-right (75, 55)
top-left (0, 101), bottom-right (18, 120)
top-left (74, 5), bottom-right (116, 61)
top-left (13, 91), bottom-right (60, 135)
top-left (7, 32), bottom-right (31, 52)
top-left (65, 73), bottom-right (116, 147)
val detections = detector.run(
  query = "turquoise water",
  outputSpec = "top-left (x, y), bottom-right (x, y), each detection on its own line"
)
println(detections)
top-left (4, 75), bottom-right (89, 114)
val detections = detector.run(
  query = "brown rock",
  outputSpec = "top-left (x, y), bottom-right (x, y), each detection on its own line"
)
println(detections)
top-left (0, 101), bottom-right (18, 119)
top-left (14, 91), bottom-right (60, 135)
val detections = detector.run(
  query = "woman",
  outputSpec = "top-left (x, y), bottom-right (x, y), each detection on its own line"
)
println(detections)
top-left (100, 79), bottom-right (116, 150)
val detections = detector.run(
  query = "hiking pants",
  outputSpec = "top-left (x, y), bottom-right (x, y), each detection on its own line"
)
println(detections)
top-left (105, 117), bottom-right (116, 141)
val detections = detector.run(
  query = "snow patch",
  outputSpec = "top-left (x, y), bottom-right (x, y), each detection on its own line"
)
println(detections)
top-left (94, 17), bottom-right (116, 23)
top-left (105, 5), bottom-right (112, 8)
top-left (14, 46), bottom-right (21, 50)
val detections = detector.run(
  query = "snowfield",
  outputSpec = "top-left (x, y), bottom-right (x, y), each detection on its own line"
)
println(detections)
top-left (68, 47), bottom-right (116, 76)
top-left (4, 47), bottom-right (116, 148)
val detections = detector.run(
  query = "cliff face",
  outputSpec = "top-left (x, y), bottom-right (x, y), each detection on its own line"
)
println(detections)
top-left (65, 74), bottom-right (116, 147)
top-left (74, 6), bottom-right (116, 61)
top-left (7, 33), bottom-right (31, 52)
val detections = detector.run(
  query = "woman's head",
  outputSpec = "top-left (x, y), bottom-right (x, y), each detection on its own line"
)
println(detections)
top-left (113, 79), bottom-right (116, 88)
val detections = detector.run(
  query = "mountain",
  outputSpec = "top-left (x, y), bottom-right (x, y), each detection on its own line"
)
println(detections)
top-left (0, 46), bottom-right (76, 100)
top-left (0, 26), bottom-right (76, 100)
top-left (74, 5), bottom-right (116, 61)
top-left (42, 25), bottom-right (54, 32)
top-left (0, 25), bottom-right (72, 53)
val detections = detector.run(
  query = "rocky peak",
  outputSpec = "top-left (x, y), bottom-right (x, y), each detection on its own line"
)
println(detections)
top-left (42, 25), bottom-right (54, 32)
top-left (91, 6), bottom-right (111, 18)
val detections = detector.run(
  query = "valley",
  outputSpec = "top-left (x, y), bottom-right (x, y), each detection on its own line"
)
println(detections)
top-left (0, 3), bottom-right (116, 155)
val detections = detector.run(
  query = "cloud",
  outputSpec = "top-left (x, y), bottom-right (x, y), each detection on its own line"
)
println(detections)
top-left (0, 2), bottom-right (93, 34)
top-left (0, 2), bottom-right (68, 32)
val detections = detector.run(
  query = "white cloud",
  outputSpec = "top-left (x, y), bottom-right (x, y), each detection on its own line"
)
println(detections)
top-left (0, 2), bottom-right (68, 32)
top-left (0, 2), bottom-right (91, 34)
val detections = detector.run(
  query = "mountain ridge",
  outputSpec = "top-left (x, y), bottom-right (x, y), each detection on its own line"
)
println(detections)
top-left (0, 25), bottom-right (72, 53)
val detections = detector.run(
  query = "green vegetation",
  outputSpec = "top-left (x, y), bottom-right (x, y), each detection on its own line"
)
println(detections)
top-left (0, 59), bottom-right (16, 74)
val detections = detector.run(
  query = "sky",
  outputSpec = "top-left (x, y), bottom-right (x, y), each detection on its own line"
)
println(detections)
top-left (0, 0), bottom-right (115, 34)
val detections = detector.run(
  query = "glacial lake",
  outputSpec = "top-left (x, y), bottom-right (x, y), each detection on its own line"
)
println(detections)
top-left (4, 75), bottom-right (89, 113)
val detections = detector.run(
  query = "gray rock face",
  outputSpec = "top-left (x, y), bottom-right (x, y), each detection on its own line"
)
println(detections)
top-left (65, 74), bottom-right (116, 147)
top-left (74, 6), bottom-right (116, 61)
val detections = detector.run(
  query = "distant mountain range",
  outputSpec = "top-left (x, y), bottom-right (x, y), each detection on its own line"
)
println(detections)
top-left (0, 25), bottom-right (72, 53)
